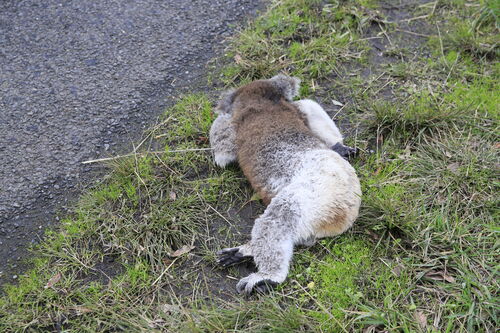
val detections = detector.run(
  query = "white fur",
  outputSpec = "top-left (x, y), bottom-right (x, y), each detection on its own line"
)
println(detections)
top-left (209, 113), bottom-right (237, 167)
top-left (214, 152), bottom-right (236, 168)
top-left (287, 149), bottom-right (361, 239)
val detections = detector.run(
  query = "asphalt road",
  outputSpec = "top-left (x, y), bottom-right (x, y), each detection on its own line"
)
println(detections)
top-left (0, 0), bottom-right (262, 286)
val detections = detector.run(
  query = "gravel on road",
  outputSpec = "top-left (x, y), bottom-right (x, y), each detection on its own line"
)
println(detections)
top-left (0, 0), bottom-right (262, 286)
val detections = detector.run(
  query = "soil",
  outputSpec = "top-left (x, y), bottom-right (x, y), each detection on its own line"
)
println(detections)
top-left (171, 200), bottom-right (265, 302)
top-left (0, 0), bottom-right (264, 286)
top-left (313, 0), bottom-right (435, 139)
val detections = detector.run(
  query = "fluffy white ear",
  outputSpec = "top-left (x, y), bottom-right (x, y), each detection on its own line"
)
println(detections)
top-left (268, 74), bottom-right (301, 101)
top-left (215, 89), bottom-right (236, 115)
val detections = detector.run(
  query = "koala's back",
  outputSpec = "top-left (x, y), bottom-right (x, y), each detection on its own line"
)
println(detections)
top-left (235, 100), bottom-right (325, 204)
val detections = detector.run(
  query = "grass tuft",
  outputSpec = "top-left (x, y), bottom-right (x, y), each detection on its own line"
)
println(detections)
top-left (221, 0), bottom-right (377, 86)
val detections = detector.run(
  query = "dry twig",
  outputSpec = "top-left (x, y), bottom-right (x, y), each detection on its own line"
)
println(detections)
top-left (82, 148), bottom-right (213, 164)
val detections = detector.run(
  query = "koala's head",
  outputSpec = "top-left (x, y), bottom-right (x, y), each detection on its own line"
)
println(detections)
top-left (215, 74), bottom-right (301, 115)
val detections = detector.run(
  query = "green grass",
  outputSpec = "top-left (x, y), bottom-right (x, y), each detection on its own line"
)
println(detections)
top-left (1, 0), bottom-right (499, 332)
top-left (0, 94), bottom-right (250, 331)
top-left (220, 0), bottom-right (378, 88)
top-left (427, 0), bottom-right (499, 59)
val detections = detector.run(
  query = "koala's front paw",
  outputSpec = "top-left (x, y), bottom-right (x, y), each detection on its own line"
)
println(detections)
top-left (216, 247), bottom-right (251, 267)
top-left (331, 142), bottom-right (359, 161)
top-left (236, 273), bottom-right (279, 295)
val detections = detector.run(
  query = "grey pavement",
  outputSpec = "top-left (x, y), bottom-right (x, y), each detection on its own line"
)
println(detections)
top-left (0, 0), bottom-right (262, 285)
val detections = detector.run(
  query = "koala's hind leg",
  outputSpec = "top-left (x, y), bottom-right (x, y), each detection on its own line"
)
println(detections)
top-left (209, 113), bottom-right (237, 167)
top-left (236, 195), bottom-right (302, 295)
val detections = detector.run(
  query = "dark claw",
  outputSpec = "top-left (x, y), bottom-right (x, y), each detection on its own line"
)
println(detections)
top-left (236, 281), bottom-right (246, 294)
top-left (331, 143), bottom-right (359, 161)
top-left (254, 279), bottom-right (278, 294)
top-left (217, 248), bottom-right (252, 267)
top-left (236, 279), bottom-right (277, 295)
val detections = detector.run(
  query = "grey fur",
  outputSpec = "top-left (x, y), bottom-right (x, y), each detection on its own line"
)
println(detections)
top-left (209, 88), bottom-right (238, 167)
top-left (209, 113), bottom-right (237, 167)
top-left (234, 187), bottom-right (304, 294)
top-left (251, 134), bottom-right (321, 197)
top-left (215, 88), bottom-right (236, 115)
top-left (268, 74), bottom-right (301, 101)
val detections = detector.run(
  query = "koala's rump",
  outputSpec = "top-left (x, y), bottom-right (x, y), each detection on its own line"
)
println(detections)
top-left (234, 107), bottom-right (361, 238)
top-left (265, 149), bottom-right (361, 240)
top-left (244, 144), bottom-right (360, 239)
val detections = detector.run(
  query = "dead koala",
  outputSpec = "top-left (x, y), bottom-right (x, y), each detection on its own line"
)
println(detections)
top-left (209, 75), bottom-right (361, 294)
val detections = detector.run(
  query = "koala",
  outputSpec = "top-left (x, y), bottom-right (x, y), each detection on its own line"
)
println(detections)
top-left (209, 75), bottom-right (361, 295)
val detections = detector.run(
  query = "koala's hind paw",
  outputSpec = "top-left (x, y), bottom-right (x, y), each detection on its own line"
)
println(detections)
top-left (236, 273), bottom-right (279, 295)
top-left (216, 247), bottom-right (252, 267)
top-left (331, 142), bottom-right (359, 161)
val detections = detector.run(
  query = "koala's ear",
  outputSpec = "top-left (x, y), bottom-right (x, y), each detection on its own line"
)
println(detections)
top-left (215, 88), bottom-right (236, 115)
top-left (268, 74), bottom-right (301, 101)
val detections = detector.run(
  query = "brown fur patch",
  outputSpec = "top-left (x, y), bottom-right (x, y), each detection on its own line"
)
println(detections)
top-left (257, 190), bottom-right (272, 206)
top-left (315, 209), bottom-right (350, 237)
top-left (230, 80), bottom-right (312, 205)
